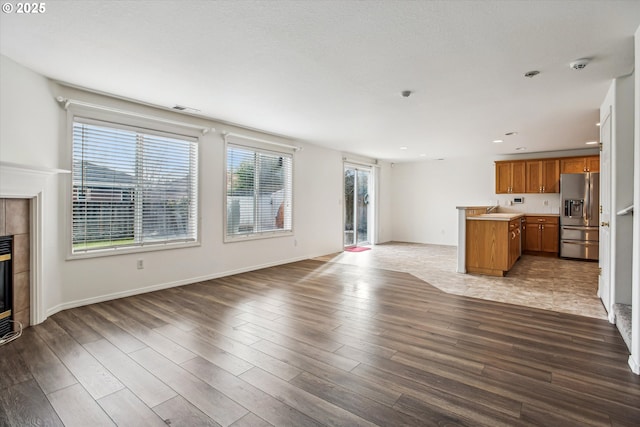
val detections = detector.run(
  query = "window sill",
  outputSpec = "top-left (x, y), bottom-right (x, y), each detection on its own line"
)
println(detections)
top-left (67, 240), bottom-right (201, 260)
top-left (224, 230), bottom-right (293, 244)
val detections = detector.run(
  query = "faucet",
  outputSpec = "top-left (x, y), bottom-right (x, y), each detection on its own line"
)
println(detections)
top-left (486, 205), bottom-right (498, 214)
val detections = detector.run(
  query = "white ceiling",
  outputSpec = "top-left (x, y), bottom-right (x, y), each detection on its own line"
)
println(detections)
top-left (1, 1), bottom-right (638, 162)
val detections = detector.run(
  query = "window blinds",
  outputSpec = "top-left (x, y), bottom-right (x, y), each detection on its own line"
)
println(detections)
top-left (226, 143), bottom-right (293, 238)
top-left (72, 119), bottom-right (198, 253)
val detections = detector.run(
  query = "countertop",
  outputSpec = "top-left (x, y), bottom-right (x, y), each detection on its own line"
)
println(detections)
top-left (467, 212), bottom-right (560, 221)
top-left (467, 213), bottom-right (524, 221)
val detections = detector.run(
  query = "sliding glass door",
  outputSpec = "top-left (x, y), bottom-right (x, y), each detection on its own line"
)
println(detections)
top-left (344, 165), bottom-right (371, 247)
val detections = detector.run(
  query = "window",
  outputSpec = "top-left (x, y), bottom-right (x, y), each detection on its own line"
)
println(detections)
top-left (225, 138), bottom-right (293, 240)
top-left (72, 117), bottom-right (198, 254)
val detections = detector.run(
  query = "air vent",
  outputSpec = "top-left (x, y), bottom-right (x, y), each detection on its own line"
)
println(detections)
top-left (172, 105), bottom-right (200, 113)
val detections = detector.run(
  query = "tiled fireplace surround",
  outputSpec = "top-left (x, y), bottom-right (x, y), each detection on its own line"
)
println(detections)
top-left (0, 198), bottom-right (30, 328)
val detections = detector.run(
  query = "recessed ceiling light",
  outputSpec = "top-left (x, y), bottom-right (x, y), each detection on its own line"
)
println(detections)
top-left (585, 141), bottom-right (598, 145)
top-left (419, 153), bottom-right (427, 157)
top-left (505, 131), bottom-right (518, 136)
top-left (515, 147), bottom-right (527, 151)
top-left (400, 146), bottom-right (408, 150)
top-left (492, 139), bottom-right (503, 143)
top-left (596, 122), bottom-right (601, 127)
top-left (524, 70), bottom-right (540, 78)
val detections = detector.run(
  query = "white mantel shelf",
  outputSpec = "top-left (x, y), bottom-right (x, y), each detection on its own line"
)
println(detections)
top-left (0, 161), bottom-right (70, 175)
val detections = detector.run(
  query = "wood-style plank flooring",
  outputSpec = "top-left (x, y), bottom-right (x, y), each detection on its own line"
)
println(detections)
top-left (1, 259), bottom-right (638, 426)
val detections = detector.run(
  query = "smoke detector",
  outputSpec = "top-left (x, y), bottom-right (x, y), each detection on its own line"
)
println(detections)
top-left (569, 58), bottom-right (590, 70)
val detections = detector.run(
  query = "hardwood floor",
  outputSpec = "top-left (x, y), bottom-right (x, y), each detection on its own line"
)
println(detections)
top-left (1, 259), bottom-right (638, 426)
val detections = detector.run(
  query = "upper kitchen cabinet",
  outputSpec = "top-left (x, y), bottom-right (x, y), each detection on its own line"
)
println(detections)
top-left (586, 156), bottom-right (600, 172)
top-left (496, 155), bottom-right (598, 195)
top-left (560, 155), bottom-right (600, 173)
top-left (495, 161), bottom-right (525, 194)
top-left (525, 159), bottom-right (560, 193)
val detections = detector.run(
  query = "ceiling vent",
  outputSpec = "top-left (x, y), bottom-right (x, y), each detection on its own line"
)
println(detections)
top-left (172, 105), bottom-right (200, 113)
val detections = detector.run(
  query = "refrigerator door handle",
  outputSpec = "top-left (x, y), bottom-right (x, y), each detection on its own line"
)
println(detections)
top-left (584, 177), bottom-right (589, 223)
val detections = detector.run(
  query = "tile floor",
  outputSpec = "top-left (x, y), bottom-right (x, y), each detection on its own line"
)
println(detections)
top-left (315, 242), bottom-right (606, 320)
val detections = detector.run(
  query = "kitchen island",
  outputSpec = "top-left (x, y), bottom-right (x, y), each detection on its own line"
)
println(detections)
top-left (465, 212), bottom-right (524, 277)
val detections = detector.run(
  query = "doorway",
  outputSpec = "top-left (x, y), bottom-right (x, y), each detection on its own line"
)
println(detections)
top-left (344, 165), bottom-right (371, 247)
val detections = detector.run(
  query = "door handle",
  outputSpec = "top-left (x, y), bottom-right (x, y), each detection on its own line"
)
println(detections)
top-left (601, 222), bottom-right (609, 227)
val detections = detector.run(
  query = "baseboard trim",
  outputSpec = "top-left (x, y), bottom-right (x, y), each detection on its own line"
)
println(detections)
top-left (44, 253), bottom-right (328, 320)
top-left (629, 355), bottom-right (640, 375)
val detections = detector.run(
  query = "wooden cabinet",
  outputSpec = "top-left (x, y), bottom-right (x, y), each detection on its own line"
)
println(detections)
top-left (496, 155), bottom-right (598, 195)
top-left (508, 219), bottom-right (521, 268)
top-left (495, 161), bottom-right (525, 194)
top-left (586, 156), bottom-right (600, 172)
top-left (523, 215), bottom-right (559, 255)
top-left (466, 217), bottom-right (522, 276)
top-left (525, 159), bottom-right (560, 193)
top-left (560, 156), bottom-right (600, 174)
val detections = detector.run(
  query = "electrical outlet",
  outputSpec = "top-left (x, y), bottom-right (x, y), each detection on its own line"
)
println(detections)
top-left (137, 259), bottom-right (144, 269)
top-left (543, 200), bottom-right (548, 206)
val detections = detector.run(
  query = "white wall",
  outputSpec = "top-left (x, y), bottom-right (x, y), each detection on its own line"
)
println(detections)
top-left (0, 55), bottom-right (352, 318)
top-left (610, 74), bottom-right (635, 305)
top-left (0, 55), bottom-right (64, 316)
top-left (391, 157), bottom-right (494, 246)
top-left (0, 55), bottom-right (59, 167)
top-left (390, 149), bottom-right (599, 246)
top-left (376, 161), bottom-right (393, 243)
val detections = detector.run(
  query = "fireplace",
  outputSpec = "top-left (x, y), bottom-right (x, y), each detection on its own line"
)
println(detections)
top-left (1, 162), bottom-right (70, 326)
top-left (0, 198), bottom-right (30, 330)
top-left (0, 236), bottom-right (12, 336)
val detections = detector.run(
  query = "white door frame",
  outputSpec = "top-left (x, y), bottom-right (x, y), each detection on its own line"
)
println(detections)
top-left (599, 105), bottom-right (613, 322)
top-left (343, 162), bottom-right (374, 247)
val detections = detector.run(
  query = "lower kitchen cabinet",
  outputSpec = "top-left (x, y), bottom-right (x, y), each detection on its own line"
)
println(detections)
top-left (508, 218), bottom-right (522, 268)
top-left (523, 215), bottom-right (559, 255)
top-left (466, 217), bottom-right (522, 276)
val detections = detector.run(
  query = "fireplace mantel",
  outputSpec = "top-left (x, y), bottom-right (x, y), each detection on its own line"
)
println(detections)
top-left (0, 161), bottom-right (69, 177)
top-left (0, 161), bottom-right (69, 325)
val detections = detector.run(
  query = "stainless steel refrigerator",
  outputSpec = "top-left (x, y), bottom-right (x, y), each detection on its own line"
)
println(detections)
top-left (560, 173), bottom-right (599, 260)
